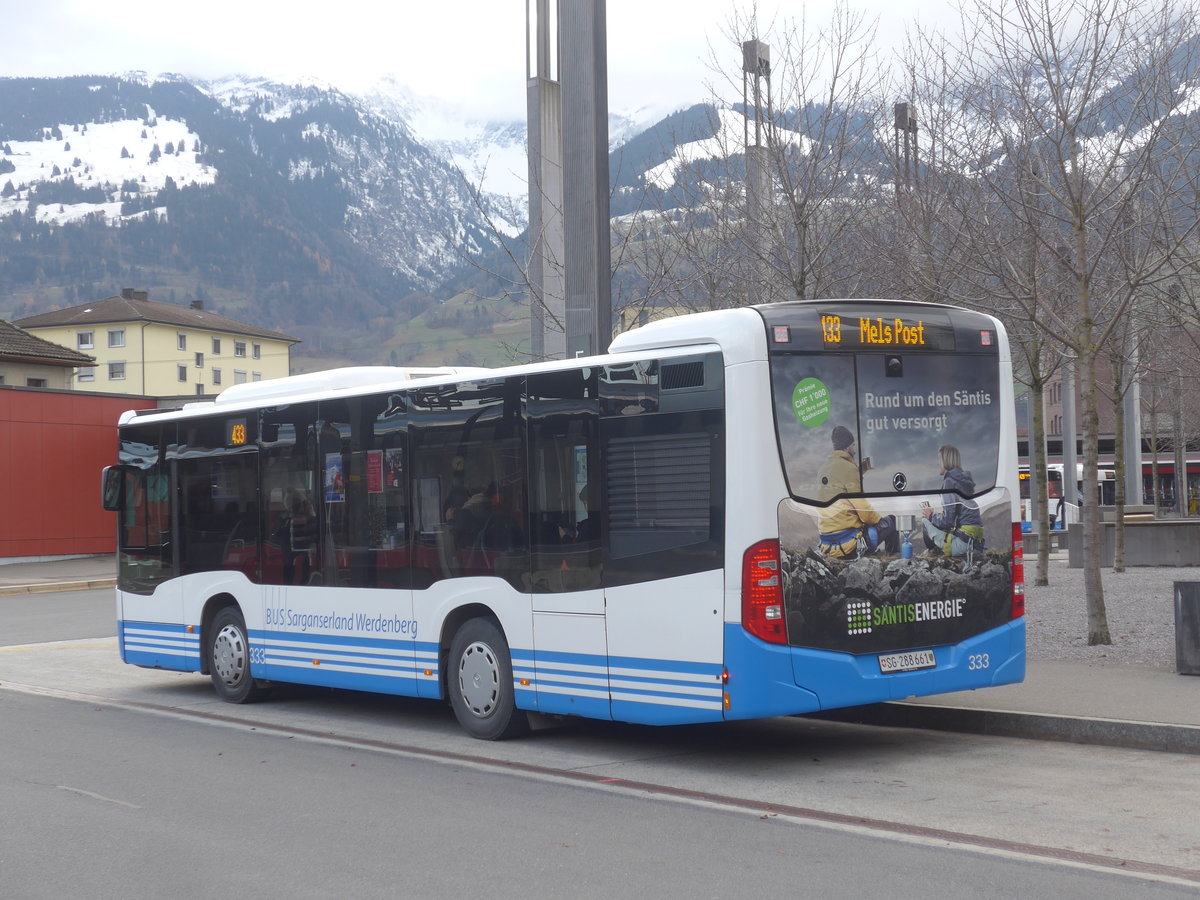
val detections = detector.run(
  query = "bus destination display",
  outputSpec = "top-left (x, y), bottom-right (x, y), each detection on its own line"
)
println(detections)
top-left (763, 304), bottom-right (999, 353)
top-left (822, 313), bottom-right (932, 347)
top-left (227, 417), bottom-right (248, 446)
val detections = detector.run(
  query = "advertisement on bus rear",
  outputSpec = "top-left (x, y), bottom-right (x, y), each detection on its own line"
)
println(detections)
top-left (777, 493), bottom-right (1013, 653)
top-left (771, 347), bottom-right (1014, 654)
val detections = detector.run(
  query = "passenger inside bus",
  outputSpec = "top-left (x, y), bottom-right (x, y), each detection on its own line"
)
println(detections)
top-left (280, 489), bottom-right (316, 584)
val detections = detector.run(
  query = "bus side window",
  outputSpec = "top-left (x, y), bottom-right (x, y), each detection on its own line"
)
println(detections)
top-left (600, 354), bottom-right (724, 587)
top-left (528, 369), bottom-right (601, 592)
top-left (173, 417), bottom-right (259, 579)
top-left (410, 377), bottom-right (528, 588)
top-left (260, 403), bottom-right (318, 587)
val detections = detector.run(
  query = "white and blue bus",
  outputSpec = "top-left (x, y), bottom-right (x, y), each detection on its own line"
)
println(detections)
top-left (103, 300), bottom-right (1025, 739)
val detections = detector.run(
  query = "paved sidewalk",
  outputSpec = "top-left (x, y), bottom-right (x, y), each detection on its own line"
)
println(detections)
top-left (2, 553), bottom-right (1198, 753)
top-left (0, 555), bottom-right (117, 595)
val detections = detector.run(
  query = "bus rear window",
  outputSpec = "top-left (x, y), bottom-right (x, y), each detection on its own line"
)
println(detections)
top-left (772, 352), bottom-right (1000, 502)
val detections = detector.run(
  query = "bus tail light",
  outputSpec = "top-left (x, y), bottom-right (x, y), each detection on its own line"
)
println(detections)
top-left (1011, 523), bottom-right (1026, 619)
top-left (742, 539), bottom-right (787, 645)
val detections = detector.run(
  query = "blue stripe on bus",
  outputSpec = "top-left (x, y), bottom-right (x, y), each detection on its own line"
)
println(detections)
top-left (254, 663), bottom-right (421, 697)
top-left (511, 646), bottom-right (725, 722)
top-left (119, 620), bottom-right (203, 673)
top-left (607, 654), bottom-right (724, 677)
top-left (265, 653), bottom-right (420, 676)
top-left (250, 629), bottom-right (438, 698)
top-left (519, 647), bottom-right (722, 681)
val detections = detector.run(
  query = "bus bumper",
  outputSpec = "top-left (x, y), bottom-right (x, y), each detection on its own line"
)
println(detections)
top-left (723, 618), bottom-right (1026, 720)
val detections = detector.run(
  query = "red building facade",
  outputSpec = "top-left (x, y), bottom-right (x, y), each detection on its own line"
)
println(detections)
top-left (0, 387), bottom-right (156, 559)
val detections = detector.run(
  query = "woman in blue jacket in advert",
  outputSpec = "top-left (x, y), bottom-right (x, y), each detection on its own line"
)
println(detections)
top-left (919, 444), bottom-right (985, 558)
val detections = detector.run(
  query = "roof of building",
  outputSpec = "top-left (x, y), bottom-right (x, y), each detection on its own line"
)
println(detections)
top-left (13, 290), bottom-right (299, 344)
top-left (0, 319), bottom-right (96, 367)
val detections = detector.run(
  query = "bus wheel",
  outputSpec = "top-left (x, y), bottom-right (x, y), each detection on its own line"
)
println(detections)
top-left (209, 606), bottom-right (265, 703)
top-left (448, 618), bottom-right (528, 740)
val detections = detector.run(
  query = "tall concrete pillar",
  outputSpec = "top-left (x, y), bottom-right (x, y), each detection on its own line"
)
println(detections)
top-left (527, 0), bottom-right (565, 361)
top-left (527, 0), bottom-right (611, 359)
top-left (743, 40), bottom-right (772, 305)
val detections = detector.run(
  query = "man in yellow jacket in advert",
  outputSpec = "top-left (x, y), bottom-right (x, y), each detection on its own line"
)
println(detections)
top-left (817, 425), bottom-right (898, 559)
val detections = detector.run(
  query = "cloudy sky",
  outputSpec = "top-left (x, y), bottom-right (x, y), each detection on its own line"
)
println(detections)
top-left (1, 1), bottom-right (946, 119)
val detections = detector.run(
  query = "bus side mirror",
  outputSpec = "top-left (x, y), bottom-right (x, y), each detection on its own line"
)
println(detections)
top-left (101, 465), bottom-right (127, 511)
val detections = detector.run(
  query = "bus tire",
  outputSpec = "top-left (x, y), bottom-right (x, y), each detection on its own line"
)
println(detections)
top-left (208, 606), bottom-right (266, 703)
top-left (448, 618), bottom-right (528, 740)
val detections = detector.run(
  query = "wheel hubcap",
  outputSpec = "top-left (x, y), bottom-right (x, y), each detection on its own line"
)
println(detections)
top-left (457, 641), bottom-right (499, 717)
top-left (213, 624), bottom-right (248, 687)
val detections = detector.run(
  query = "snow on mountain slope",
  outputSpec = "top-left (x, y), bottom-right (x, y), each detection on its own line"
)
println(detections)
top-left (362, 77), bottom-right (691, 238)
top-left (362, 79), bottom-right (527, 237)
top-left (0, 117), bottom-right (214, 224)
top-left (194, 74), bottom-right (511, 286)
top-left (644, 106), bottom-right (812, 189)
top-left (0, 72), bottom-right (724, 292)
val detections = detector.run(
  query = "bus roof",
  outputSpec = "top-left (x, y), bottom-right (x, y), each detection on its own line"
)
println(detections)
top-left (116, 343), bottom-right (725, 427)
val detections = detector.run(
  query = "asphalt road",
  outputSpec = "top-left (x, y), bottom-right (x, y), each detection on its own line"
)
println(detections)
top-left (3, 587), bottom-right (1199, 896)
top-left (5, 689), bottom-right (1198, 899)
top-left (0, 586), bottom-right (115, 645)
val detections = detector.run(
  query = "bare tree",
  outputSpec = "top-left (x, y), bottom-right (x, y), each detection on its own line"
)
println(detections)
top-left (888, 25), bottom-right (1075, 585)
top-left (758, 4), bottom-right (888, 301)
top-left (905, 0), bottom-right (1200, 644)
top-left (616, 3), bottom-right (885, 313)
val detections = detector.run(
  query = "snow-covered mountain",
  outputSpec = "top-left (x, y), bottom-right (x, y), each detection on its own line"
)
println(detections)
top-left (0, 71), bottom-right (711, 300)
top-left (0, 74), bottom-right (527, 297)
top-left (196, 75), bottom-right (519, 283)
top-left (357, 75), bottom-right (683, 238)
top-left (0, 71), bottom-right (789, 367)
top-left (361, 78), bottom-right (528, 239)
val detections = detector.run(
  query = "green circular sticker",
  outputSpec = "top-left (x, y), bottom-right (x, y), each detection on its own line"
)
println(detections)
top-left (792, 377), bottom-right (831, 426)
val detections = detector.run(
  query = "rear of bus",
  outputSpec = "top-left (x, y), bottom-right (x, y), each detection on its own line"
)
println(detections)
top-left (730, 301), bottom-right (1025, 717)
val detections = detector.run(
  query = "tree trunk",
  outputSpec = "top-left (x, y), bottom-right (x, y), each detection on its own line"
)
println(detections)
top-left (1151, 378), bottom-right (1161, 512)
top-left (1111, 353), bottom-right (1126, 573)
top-left (1174, 369), bottom-right (1187, 518)
top-left (1078, 341), bottom-right (1113, 645)
top-left (1031, 381), bottom-right (1051, 586)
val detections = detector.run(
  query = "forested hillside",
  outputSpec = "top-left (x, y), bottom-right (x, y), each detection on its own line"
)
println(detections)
top-left (0, 76), bottom-right (514, 369)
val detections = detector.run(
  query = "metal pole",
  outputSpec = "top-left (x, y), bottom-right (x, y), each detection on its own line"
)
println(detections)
top-left (1061, 357), bottom-right (1078, 518)
top-left (1027, 396), bottom-right (1042, 529)
top-left (1175, 368), bottom-right (1187, 517)
top-left (1122, 354), bottom-right (1143, 512)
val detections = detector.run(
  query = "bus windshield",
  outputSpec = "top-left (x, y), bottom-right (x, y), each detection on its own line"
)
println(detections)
top-left (764, 304), bottom-right (1001, 503)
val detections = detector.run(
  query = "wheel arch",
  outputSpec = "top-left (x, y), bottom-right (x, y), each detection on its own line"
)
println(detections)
top-left (199, 592), bottom-right (241, 675)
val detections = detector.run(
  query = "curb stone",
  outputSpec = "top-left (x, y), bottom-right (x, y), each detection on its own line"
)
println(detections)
top-left (811, 702), bottom-right (1200, 755)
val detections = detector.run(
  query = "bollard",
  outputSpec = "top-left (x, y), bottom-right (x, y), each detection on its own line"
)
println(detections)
top-left (1174, 582), bottom-right (1200, 676)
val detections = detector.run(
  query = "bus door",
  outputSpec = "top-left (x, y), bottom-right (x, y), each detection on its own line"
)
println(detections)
top-left (600, 355), bottom-right (727, 726)
top-left (174, 415), bottom-right (260, 585)
top-left (526, 371), bottom-right (608, 719)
